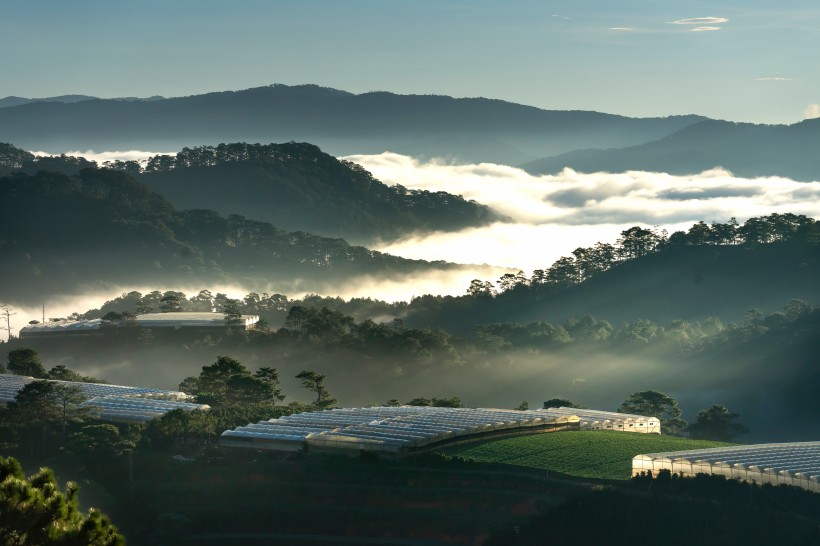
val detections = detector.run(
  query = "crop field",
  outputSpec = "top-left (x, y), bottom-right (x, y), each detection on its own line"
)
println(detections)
top-left (442, 431), bottom-right (733, 480)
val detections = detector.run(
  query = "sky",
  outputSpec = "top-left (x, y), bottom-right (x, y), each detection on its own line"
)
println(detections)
top-left (3, 1), bottom-right (820, 124)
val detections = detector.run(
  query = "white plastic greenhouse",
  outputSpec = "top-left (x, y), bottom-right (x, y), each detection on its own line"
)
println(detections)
top-left (0, 373), bottom-right (208, 424)
top-left (19, 312), bottom-right (260, 338)
top-left (632, 442), bottom-right (820, 494)
top-left (541, 407), bottom-right (661, 434)
top-left (220, 406), bottom-right (581, 456)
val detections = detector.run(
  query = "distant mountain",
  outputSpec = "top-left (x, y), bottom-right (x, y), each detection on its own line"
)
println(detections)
top-left (0, 141), bottom-right (502, 243)
top-left (0, 169), bottom-right (461, 305)
top-left (0, 84), bottom-right (705, 164)
top-left (0, 94), bottom-right (164, 108)
top-left (522, 118), bottom-right (820, 181)
top-left (0, 94), bottom-right (98, 108)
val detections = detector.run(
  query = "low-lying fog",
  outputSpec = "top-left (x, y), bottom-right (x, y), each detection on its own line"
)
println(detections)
top-left (10, 148), bottom-right (820, 334)
top-left (345, 152), bottom-right (820, 271)
top-left (6, 149), bottom-right (818, 440)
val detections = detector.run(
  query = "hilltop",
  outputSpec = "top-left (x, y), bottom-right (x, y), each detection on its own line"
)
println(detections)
top-left (1, 141), bottom-right (501, 243)
top-left (0, 168), bottom-right (463, 304)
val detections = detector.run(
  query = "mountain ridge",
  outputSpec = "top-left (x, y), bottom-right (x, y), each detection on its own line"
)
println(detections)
top-left (522, 118), bottom-right (820, 181)
top-left (0, 84), bottom-right (708, 164)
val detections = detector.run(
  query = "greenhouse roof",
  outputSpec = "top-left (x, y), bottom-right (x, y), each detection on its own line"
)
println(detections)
top-left (0, 373), bottom-right (207, 424)
top-left (221, 406), bottom-right (580, 454)
top-left (135, 312), bottom-right (258, 327)
top-left (639, 442), bottom-right (820, 479)
top-left (542, 407), bottom-right (659, 421)
top-left (20, 319), bottom-right (102, 333)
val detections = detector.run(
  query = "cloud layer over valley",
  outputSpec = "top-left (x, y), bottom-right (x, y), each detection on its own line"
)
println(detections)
top-left (345, 152), bottom-right (820, 272)
top-left (8, 148), bottom-right (819, 340)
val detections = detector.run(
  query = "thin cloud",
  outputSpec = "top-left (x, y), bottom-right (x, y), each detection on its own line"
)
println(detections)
top-left (668, 17), bottom-right (729, 25)
top-left (67, 150), bottom-right (174, 163)
top-left (755, 77), bottom-right (792, 81)
top-left (804, 104), bottom-right (820, 120)
top-left (609, 27), bottom-right (634, 32)
top-left (22, 149), bottom-right (820, 311)
top-left (690, 26), bottom-right (722, 32)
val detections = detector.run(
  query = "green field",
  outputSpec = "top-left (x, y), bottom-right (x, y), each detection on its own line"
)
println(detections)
top-left (442, 431), bottom-right (733, 480)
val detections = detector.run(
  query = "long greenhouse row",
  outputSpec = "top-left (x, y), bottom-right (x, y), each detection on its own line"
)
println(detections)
top-left (221, 406), bottom-right (627, 456)
top-left (633, 442), bottom-right (820, 494)
top-left (0, 373), bottom-right (208, 424)
top-left (541, 407), bottom-right (661, 433)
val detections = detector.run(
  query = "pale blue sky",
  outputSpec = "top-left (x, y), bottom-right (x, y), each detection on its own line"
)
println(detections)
top-left (3, 0), bottom-right (819, 123)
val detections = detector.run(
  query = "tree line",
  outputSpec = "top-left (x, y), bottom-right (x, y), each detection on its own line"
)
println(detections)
top-left (470, 213), bottom-right (819, 298)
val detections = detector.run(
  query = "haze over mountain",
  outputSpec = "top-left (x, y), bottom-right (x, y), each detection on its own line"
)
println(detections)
top-left (133, 142), bottom-right (502, 243)
top-left (523, 118), bottom-right (820, 182)
top-left (405, 240), bottom-right (820, 335)
top-left (0, 94), bottom-right (164, 108)
top-left (0, 167), bottom-right (489, 306)
top-left (0, 84), bottom-right (706, 165)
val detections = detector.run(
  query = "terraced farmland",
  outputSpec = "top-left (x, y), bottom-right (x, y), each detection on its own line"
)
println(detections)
top-left (443, 431), bottom-right (733, 480)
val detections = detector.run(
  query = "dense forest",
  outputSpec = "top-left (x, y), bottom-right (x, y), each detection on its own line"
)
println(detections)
top-left (1, 141), bottom-right (501, 243)
top-left (0, 166), bottom-right (468, 303)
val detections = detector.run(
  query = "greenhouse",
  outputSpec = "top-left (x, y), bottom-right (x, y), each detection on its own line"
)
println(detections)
top-left (221, 406), bottom-right (580, 456)
top-left (18, 318), bottom-right (102, 337)
top-left (632, 442), bottom-right (820, 494)
top-left (19, 312), bottom-right (259, 338)
top-left (541, 407), bottom-right (661, 434)
top-left (0, 373), bottom-right (208, 424)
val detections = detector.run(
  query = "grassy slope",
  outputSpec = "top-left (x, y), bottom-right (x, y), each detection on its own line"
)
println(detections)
top-left (443, 431), bottom-right (733, 480)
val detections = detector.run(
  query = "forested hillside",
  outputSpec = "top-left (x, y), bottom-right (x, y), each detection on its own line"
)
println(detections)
top-left (1, 141), bottom-right (502, 242)
top-left (133, 142), bottom-right (501, 242)
top-left (403, 215), bottom-right (820, 332)
top-left (0, 168), bottom-right (456, 303)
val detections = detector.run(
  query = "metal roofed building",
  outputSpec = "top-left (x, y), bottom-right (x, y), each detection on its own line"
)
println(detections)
top-left (540, 407), bottom-right (661, 434)
top-left (632, 442), bottom-right (820, 494)
top-left (19, 312), bottom-right (259, 337)
top-left (133, 312), bottom-right (259, 330)
top-left (19, 319), bottom-right (103, 337)
top-left (221, 406), bottom-right (581, 457)
top-left (0, 373), bottom-right (209, 424)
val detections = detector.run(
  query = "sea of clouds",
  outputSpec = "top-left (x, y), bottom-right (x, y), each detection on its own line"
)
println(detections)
top-left (9, 149), bottom-right (820, 337)
top-left (344, 152), bottom-right (820, 272)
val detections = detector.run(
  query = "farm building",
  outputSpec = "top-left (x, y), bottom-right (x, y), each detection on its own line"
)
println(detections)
top-left (541, 407), bottom-right (661, 434)
top-left (134, 312), bottom-right (259, 330)
top-left (0, 373), bottom-right (209, 424)
top-left (221, 406), bottom-right (581, 457)
top-left (632, 442), bottom-right (820, 494)
top-left (18, 318), bottom-right (103, 337)
top-left (19, 312), bottom-right (259, 338)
